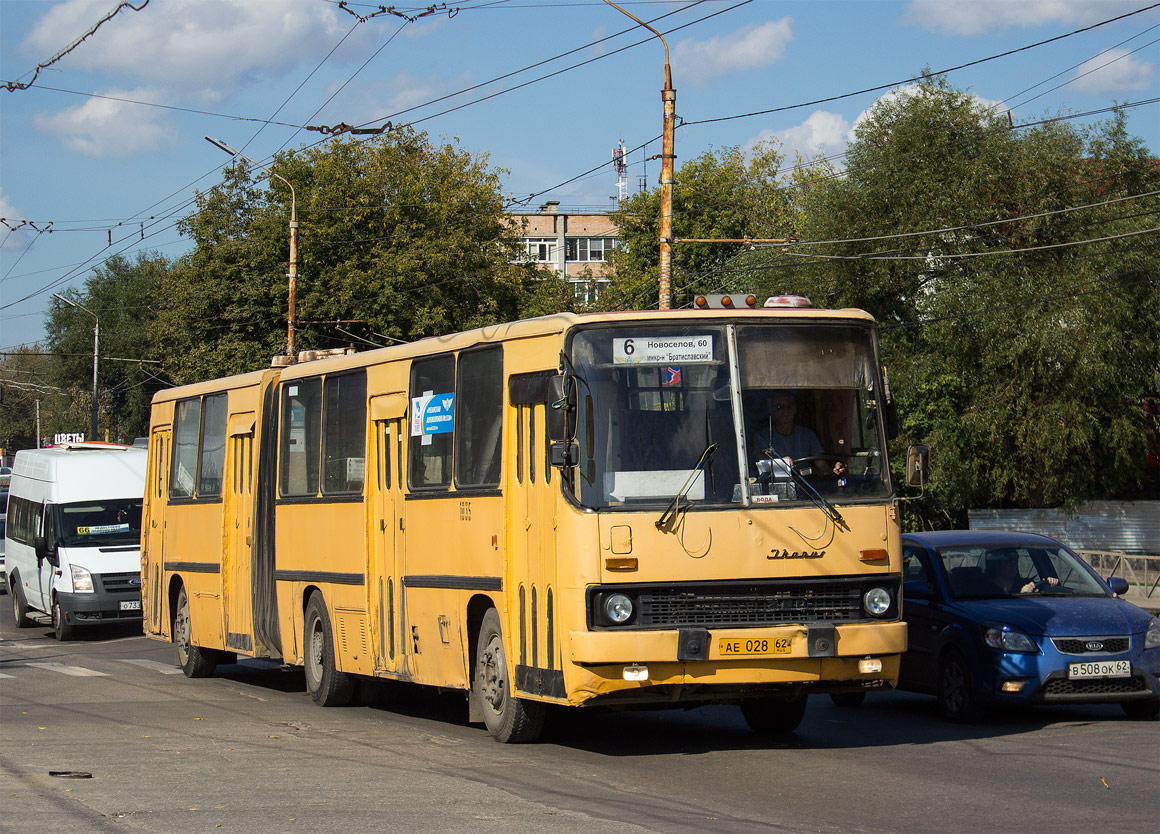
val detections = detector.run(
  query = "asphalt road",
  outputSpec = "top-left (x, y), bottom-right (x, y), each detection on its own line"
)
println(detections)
top-left (1, 606), bottom-right (1157, 834)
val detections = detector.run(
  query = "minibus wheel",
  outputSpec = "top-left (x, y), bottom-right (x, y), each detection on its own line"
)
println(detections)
top-left (740, 692), bottom-right (808, 736)
top-left (474, 608), bottom-right (545, 743)
top-left (174, 586), bottom-right (217, 678)
top-left (303, 591), bottom-right (353, 706)
top-left (10, 577), bottom-right (34, 628)
top-left (52, 597), bottom-right (75, 641)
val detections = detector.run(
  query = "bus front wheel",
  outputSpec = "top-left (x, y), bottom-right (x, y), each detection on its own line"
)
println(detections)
top-left (175, 586), bottom-right (217, 678)
top-left (474, 608), bottom-right (544, 743)
top-left (740, 693), bottom-right (808, 736)
top-left (52, 597), bottom-right (75, 641)
top-left (303, 591), bottom-right (353, 706)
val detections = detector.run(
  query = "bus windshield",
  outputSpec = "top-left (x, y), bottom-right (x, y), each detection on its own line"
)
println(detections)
top-left (568, 322), bottom-right (891, 510)
top-left (55, 499), bottom-right (144, 547)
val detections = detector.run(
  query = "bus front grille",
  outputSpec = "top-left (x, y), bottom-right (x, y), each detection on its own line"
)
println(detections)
top-left (638, 585), bottom-right (863, 627)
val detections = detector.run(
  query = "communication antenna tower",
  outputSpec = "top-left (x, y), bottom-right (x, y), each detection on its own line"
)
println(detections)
top-left (612, 138), bottom-right (628, 202)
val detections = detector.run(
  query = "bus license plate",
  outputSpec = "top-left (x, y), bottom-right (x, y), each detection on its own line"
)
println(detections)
top-left (1068, 660), bottom-right (1130, 680)
top-left (120, 600), bottom-right (142, 611)
top-left (719, 637), bottom-right (791, 656)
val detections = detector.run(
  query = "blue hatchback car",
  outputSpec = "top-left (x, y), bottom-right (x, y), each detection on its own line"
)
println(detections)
top-left (897, 530), bottom-right (1160, 721)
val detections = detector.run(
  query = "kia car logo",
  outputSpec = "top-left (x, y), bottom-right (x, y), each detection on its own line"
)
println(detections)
top-left (1085, 641), bottom-right (1104, 651)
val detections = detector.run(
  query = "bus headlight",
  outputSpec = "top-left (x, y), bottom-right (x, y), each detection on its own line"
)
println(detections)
top-left (863, 587), bottom-right (892, 617)
top-left (70, 564), bottom-right (94, 593)
top-left (603, 593), bottom-right (635, 625)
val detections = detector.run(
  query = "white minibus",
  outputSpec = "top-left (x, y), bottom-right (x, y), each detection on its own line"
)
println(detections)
top-left (5, 444), bottom-right (146, 640)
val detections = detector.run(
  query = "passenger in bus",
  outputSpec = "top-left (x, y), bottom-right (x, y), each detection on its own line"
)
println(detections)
top-left (748, 391), bottom-right (846, 476)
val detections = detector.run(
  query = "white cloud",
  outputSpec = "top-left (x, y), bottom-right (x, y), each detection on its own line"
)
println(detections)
top-left (673, 18), bottom-right (793, 86)
top-left (902, 0), bottom-right (1145, 36)
top-left (748, 87), bottom-right (1008, 168)
top-left (1072, 49), bottom-right (1155, 93)
top-left (23, 0), bottom-right (347, 96)
top-left (0, 188), bottom-right (34, 251)
top-left (32, 88), bottom-right (173, 159)
top-left (745, 110), bottom-right (852, 165)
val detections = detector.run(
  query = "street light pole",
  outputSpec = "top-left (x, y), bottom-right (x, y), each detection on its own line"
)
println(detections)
top-left (602, 1), bottom-right (675, 310)
top-left (205, 136), bottom-right (299, 362)
top-left (52, 293), bottom-right (99, 441)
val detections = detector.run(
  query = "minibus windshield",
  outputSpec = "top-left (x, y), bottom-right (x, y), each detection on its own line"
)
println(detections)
top-left (56, 499), bottom-right (143, 547)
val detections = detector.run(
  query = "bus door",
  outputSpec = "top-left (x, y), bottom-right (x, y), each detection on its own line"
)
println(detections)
top-left (370, 395), bottom-right (407, 675)
top-left (508, 400), bottom-right (562, 696)
top-left (222, 412), bottom-right (256, 654)
top-left (143, 426), bottom-right (170, 636)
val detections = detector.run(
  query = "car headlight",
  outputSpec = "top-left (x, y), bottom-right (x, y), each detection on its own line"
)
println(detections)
top-left (984, 625), bottom-right (1037, 653)
top-left (863, 586), bottom-right (892, 617)
top-left (70, 564), bottom-right (94, 593)
top-left (1145, 618), bottom-right (1160, 651)
top-left (603, 593), bottom-right (634, 625)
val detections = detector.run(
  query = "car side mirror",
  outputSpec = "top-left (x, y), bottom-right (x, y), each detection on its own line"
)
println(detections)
top-left (1107, 576), bottom-right (1130, 596)
top-left (903, 578), bottom-right (934, 600)
top-left (906, 444), bottom-right (930, 488)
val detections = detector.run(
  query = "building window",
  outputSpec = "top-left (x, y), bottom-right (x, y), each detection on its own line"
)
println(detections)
top-left (521, 238), bottom-right (557, 263)
top-left (565, 237), bottom-right (616, 262)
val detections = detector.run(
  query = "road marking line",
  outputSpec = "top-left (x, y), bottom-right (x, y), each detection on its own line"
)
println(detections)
top-left (119, 659), bottom-right (182, 675)
top-left (26, 662), bottom-right (109, 677)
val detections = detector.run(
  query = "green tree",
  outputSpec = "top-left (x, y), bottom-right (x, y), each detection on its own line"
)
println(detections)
top-left (761, 75), bottom-right (1160, 524)
top-left (0, 347), bottom-right (68, 452)
top-left (44, 252), bottom-right (171, 443)
top-left (158, 128), bottom-right (542, 384)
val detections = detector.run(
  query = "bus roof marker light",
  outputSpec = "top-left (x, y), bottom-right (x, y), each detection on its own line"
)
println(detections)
top-left (623, 664), bottom-right (648, 681)
top-left (765, 293), bottom-right (812, 306)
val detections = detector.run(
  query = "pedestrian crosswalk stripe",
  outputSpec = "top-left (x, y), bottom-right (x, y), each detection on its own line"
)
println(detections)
top-left (119, 659), bottom-right (182, 674)
top-left (26, 662), bottom-right (108, 677)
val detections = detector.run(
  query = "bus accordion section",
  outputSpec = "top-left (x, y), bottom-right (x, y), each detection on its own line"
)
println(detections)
top-left (142, 305), bottom-right (907, 742)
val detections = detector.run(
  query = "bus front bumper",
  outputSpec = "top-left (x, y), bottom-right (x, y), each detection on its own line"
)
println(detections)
top-left (563, 621), bottom-right (906, 704)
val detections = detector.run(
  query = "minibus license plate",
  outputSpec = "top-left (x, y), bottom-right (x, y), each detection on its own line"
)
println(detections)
top-left (120, 600), bottom-right (142, 611)
top-left (1068, 660), bottom-right (1130, 680)
top-left (719, 637), bottom-right (791, 656)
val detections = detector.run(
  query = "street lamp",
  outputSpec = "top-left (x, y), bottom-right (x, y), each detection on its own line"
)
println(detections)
top-left (205, 136), bottom-right (300, 362)
top-left (52, 293), bottom-right (99, 441)
top-left (602, 0), bottom-right (675, 310)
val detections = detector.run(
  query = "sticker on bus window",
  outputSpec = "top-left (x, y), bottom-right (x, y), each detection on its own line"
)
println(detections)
top-left (613, 335), bottom-right (714, 365)
top-left (411, 392), bottom-right (455, 436)
top-left (76, 523), bottom-right (131, 536)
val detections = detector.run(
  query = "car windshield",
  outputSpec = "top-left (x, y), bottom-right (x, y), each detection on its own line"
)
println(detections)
top-left (55, 499), bottom-right (143, 547)
top-left (567, 321), bottom-right (891, 510)
top-left (934, 543), bottom-right (1108, 599)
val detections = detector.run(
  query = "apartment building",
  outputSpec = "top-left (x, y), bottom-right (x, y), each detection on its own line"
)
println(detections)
top-left (508, 201), bottom-right (618, 304)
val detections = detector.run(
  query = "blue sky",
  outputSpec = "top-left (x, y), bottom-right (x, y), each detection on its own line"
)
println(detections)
top-left (3, 0), bottom-right (1158, 350)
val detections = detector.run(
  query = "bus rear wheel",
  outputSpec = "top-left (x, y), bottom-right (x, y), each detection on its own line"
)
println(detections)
top-left (174, 586), bottom-right (218, 678)
top-left (11, 578), bottom-right (34, 628)
top-left (303, 591), bottom-right (353, 706)
top-left (740, 693), bottom-right (808, 736)
top-left (474, 608), bottom-right (544, 743)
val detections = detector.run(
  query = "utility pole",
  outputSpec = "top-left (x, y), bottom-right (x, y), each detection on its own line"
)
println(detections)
top-left (52, 293), bottom-right (99, 441)
top-left (206, 137), bottom-right (299, 363)
top-left (602, 1), bottom-right (675, 309)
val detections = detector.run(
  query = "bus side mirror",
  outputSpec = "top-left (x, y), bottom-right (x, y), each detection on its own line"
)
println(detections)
top-left (34, 536), bottom-right (57, 566)
top-left (906, 444), bottom-right (930, 487)
top-left (546, 374), bottom-right (576, 442)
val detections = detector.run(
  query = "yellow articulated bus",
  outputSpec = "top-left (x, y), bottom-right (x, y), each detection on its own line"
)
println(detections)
top-left (142, 298), bottom-right (911, 742)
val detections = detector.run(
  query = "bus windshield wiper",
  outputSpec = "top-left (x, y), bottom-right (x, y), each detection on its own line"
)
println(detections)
top-left (764, 446), bottom-right (845, 529)
top-left (655, 443), bottom-right (719, 531)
